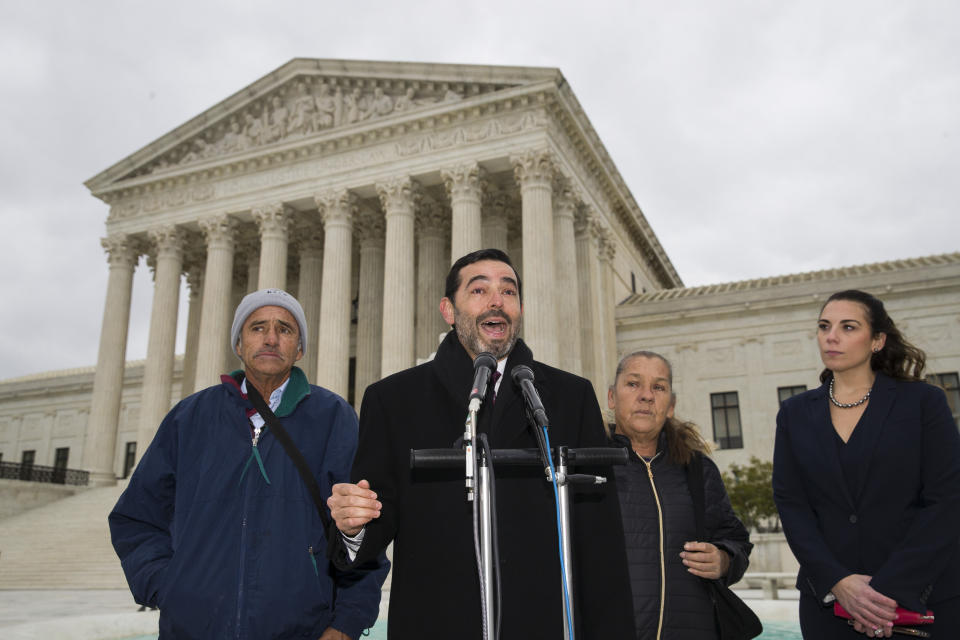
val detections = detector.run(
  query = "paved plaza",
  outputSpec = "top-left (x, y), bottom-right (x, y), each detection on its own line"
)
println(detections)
top-left (0, 587), bottom-right (796, 639)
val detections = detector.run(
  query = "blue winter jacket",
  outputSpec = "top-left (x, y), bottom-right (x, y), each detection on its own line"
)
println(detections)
top-left (109, 367), bottom-right (389, 639)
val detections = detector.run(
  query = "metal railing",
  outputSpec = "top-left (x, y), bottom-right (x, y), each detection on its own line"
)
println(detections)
top-left (0, 461), bottom-right (90, 486)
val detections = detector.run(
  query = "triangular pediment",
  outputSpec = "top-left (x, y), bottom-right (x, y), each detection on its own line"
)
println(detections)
top-left (85, 58), bottom-right (561, 193)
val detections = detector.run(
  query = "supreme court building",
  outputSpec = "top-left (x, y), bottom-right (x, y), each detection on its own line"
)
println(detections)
top-left (1, 59), bottom-right (958, 486)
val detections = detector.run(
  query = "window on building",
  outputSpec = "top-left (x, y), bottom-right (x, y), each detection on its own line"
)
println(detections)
top-left (53, 447), bottom-right (69, 484)
top-left (20, 450), bottom-right (36, 481)
top-left (711, 392), bottom-right (743, 449)
top-left (927, 372), bottom-right (960, 428)
top-left (778, 385), bottom-right (808, 405)
top-left (53, 447), bottom-right (69, 469)
top-left (123, 442), bottom-right (137, 479)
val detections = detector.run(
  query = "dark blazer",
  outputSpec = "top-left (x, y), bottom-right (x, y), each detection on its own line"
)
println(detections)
top-left (330, 330), bottom-right (634, 639)
top-left (773, 372), bottom-right (960, 612)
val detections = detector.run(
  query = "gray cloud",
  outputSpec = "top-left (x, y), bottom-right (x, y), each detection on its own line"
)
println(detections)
top-left (1, 0), bottom-right (957, 379)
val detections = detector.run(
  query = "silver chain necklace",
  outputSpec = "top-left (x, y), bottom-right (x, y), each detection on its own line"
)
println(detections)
top-left (829, 377), bottom-right (871, 409)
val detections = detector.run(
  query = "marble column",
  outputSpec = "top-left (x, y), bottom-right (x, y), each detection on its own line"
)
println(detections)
top-left (416, 199), bottom-right (450, 359)
top-left (245, 244), bottom-right (260, 294)
top-left (195, 215), bottom-right (237, 389)
top-left (136, 226), bottom-right (185, 462)
top-left (225, 275), bottom-right (247, 372)
top-left (553, 185), bottom-right (583, 375)
top-left (83, 234), bottom-right (139, 485)
top-left (442, 162), bottom-right (484, 262)
top-left (598, 227), bottom-right (619, 387)
top-left (315, 190), bottom-right (357, 398)
top-left (512, 150), bottom-right (559, 366)
top-left (575, 209), bottom-right (607, 403)
top-left (354, 207), bottom-right (385, 407)
top-left (296, 224), bottom-right (324, 382)
top-left (180, 262), bottom-right (204, 398)
top-left (254, 202), bottom-right (292, 290)
top-left (377, 177), bottom-right (419, 378)
top-left (482, 188), bottom-right (510, 251)
top-left (506, 209), bottom-right (523, 277)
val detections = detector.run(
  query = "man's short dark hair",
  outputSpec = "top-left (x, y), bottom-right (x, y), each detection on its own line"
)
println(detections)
top-left (444, 248), bottom-right (522, 303)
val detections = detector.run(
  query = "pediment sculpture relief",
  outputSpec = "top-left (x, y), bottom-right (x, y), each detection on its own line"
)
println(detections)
top-left (135, 78), bottom-right (480, 178)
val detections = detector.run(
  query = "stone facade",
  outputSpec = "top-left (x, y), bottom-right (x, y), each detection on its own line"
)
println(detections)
top-left (615, 253), bottom-right (960, 470)
top-left (0, 359), bottom-right (181, 482)
top-left (0, 59), bottom-right (678, 483)
top-left (1, 59), bottom-right (957, 485)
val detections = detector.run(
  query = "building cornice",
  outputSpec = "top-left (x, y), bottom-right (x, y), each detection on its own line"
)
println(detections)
top-left (85, 59), bottom-right (558, 195)
top-left (546, 84), bottom-right (682, 288)
top-left (84, 58), bottom-right (682, 289)
top-left (617, 252), bottom-right (960, 326)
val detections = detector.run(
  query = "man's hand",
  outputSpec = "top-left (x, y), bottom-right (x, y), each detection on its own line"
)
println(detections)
top-left (318, 627), bottom-right (352, 640)
top-left (680, 541), bottom-right (731, 580)
top-left (327, 479), bottom-right (381, 537)
top-left (832, 574), bottom-right (897, 638)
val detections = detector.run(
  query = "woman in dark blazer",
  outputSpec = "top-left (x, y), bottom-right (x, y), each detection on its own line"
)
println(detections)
top-left (774, 289), bottom-right (960, 638)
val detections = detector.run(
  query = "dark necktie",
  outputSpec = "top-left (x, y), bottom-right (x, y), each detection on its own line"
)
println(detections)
top-left (491, 370), bottom-right (501, 403)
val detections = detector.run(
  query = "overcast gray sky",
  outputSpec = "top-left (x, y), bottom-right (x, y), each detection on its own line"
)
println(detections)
top-left (1, 0), bottom-right (957, 380)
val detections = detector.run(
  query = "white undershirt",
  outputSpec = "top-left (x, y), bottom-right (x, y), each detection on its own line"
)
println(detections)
top-left (241, 376), bottom-right (288, 443)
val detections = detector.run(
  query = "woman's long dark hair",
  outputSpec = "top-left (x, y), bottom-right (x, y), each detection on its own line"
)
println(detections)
top-left (818, 289), bottom-right (926, 383)
top-left (610, 351), bottom-right (712, 465)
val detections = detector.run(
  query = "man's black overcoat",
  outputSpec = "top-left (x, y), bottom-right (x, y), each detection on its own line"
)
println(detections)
top-left (331, 331), bottom-right (634, 639)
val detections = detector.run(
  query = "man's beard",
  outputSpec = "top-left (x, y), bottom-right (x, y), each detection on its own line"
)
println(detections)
top-left (453, 307), bottom-right (520, 360)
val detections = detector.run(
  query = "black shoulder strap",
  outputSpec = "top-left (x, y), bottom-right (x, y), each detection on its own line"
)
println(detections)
top-left (685, 451), bottom-right (707, 541)
top-left (246, 381), bottom-right (332, 530)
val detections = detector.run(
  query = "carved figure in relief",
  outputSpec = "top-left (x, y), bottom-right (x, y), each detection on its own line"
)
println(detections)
top-left (344, 88), bottom-right (367, 123)
top-left (442, 88), bottom-right (463, 102)
top-left (265, 95), bottom-right (289, 142)
top-left (333, 86), bottom-right (344, 126)
top-left (244, 111), bottom-right (265, 147)
top-left (179, 137), bottom-right (210, 165)
top-left (368, 87), bottom-right (393, 118)
top-left (287, 82), bottom-right (316, 135)
top-left (221, 118), bottom-right (249, 153)
top-left (394, 87), bottom-right (417, 112)
top-left (314, 82), bottom-right (336, 129)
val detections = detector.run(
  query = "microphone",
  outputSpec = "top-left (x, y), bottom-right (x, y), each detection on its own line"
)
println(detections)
top-left (470, 352), bottom-right (498, 404)
top-left (511, 365), bottom-right (549, 427)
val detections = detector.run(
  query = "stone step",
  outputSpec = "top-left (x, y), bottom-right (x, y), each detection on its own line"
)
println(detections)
top-left (0, 483), bottom-right (128, 590)
top-left (0, 479), bottom-right (394, 592)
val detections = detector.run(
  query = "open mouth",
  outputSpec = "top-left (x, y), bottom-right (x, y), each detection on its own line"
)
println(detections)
top-left (479, 316), bottom-right (508, 339)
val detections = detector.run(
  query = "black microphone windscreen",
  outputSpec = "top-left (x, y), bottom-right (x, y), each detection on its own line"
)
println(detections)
top-left (474, 352), bottom-right (497, 372)
top-left (510, 364), bottom-right (534, 384)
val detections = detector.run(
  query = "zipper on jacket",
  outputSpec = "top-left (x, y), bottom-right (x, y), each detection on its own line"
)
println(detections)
top-left (235, 414), bottom-right (259, 639)
top-left (238, 428), bottom-right (271, 486)
top-left (308, 546), bottom-right (319, 577)
top-left (641, 454), bottom-right (666, 640)
top-left (235, 476), bottom-right (253, 638)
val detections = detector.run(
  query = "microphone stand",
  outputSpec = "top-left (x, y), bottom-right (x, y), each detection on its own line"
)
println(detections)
top-left (463, 395), bottom-right (495, 638)
top-left (411, 443), bottom-right (628, 640)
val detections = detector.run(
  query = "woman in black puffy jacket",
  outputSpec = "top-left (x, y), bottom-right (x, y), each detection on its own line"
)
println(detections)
top-left (608, 350), bottom-right (753, 640)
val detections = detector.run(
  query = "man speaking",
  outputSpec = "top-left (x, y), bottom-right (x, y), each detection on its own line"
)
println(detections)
top-left (328, 249), bottom-right (633, 639)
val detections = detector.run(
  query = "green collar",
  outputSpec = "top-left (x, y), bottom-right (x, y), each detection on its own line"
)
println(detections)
top-left (230, 366), bottom-right (311, 417)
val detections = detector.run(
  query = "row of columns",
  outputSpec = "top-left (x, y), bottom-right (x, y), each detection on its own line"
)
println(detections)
top-left (82, 150), bottom-right (621, 484)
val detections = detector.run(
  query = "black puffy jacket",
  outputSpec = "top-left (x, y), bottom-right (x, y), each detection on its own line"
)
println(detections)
top-left (611, 432), bottom-right (753, 639)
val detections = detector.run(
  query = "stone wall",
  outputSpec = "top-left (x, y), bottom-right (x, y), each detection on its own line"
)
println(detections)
top-left (0, 478), bottom-right (83, 520)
